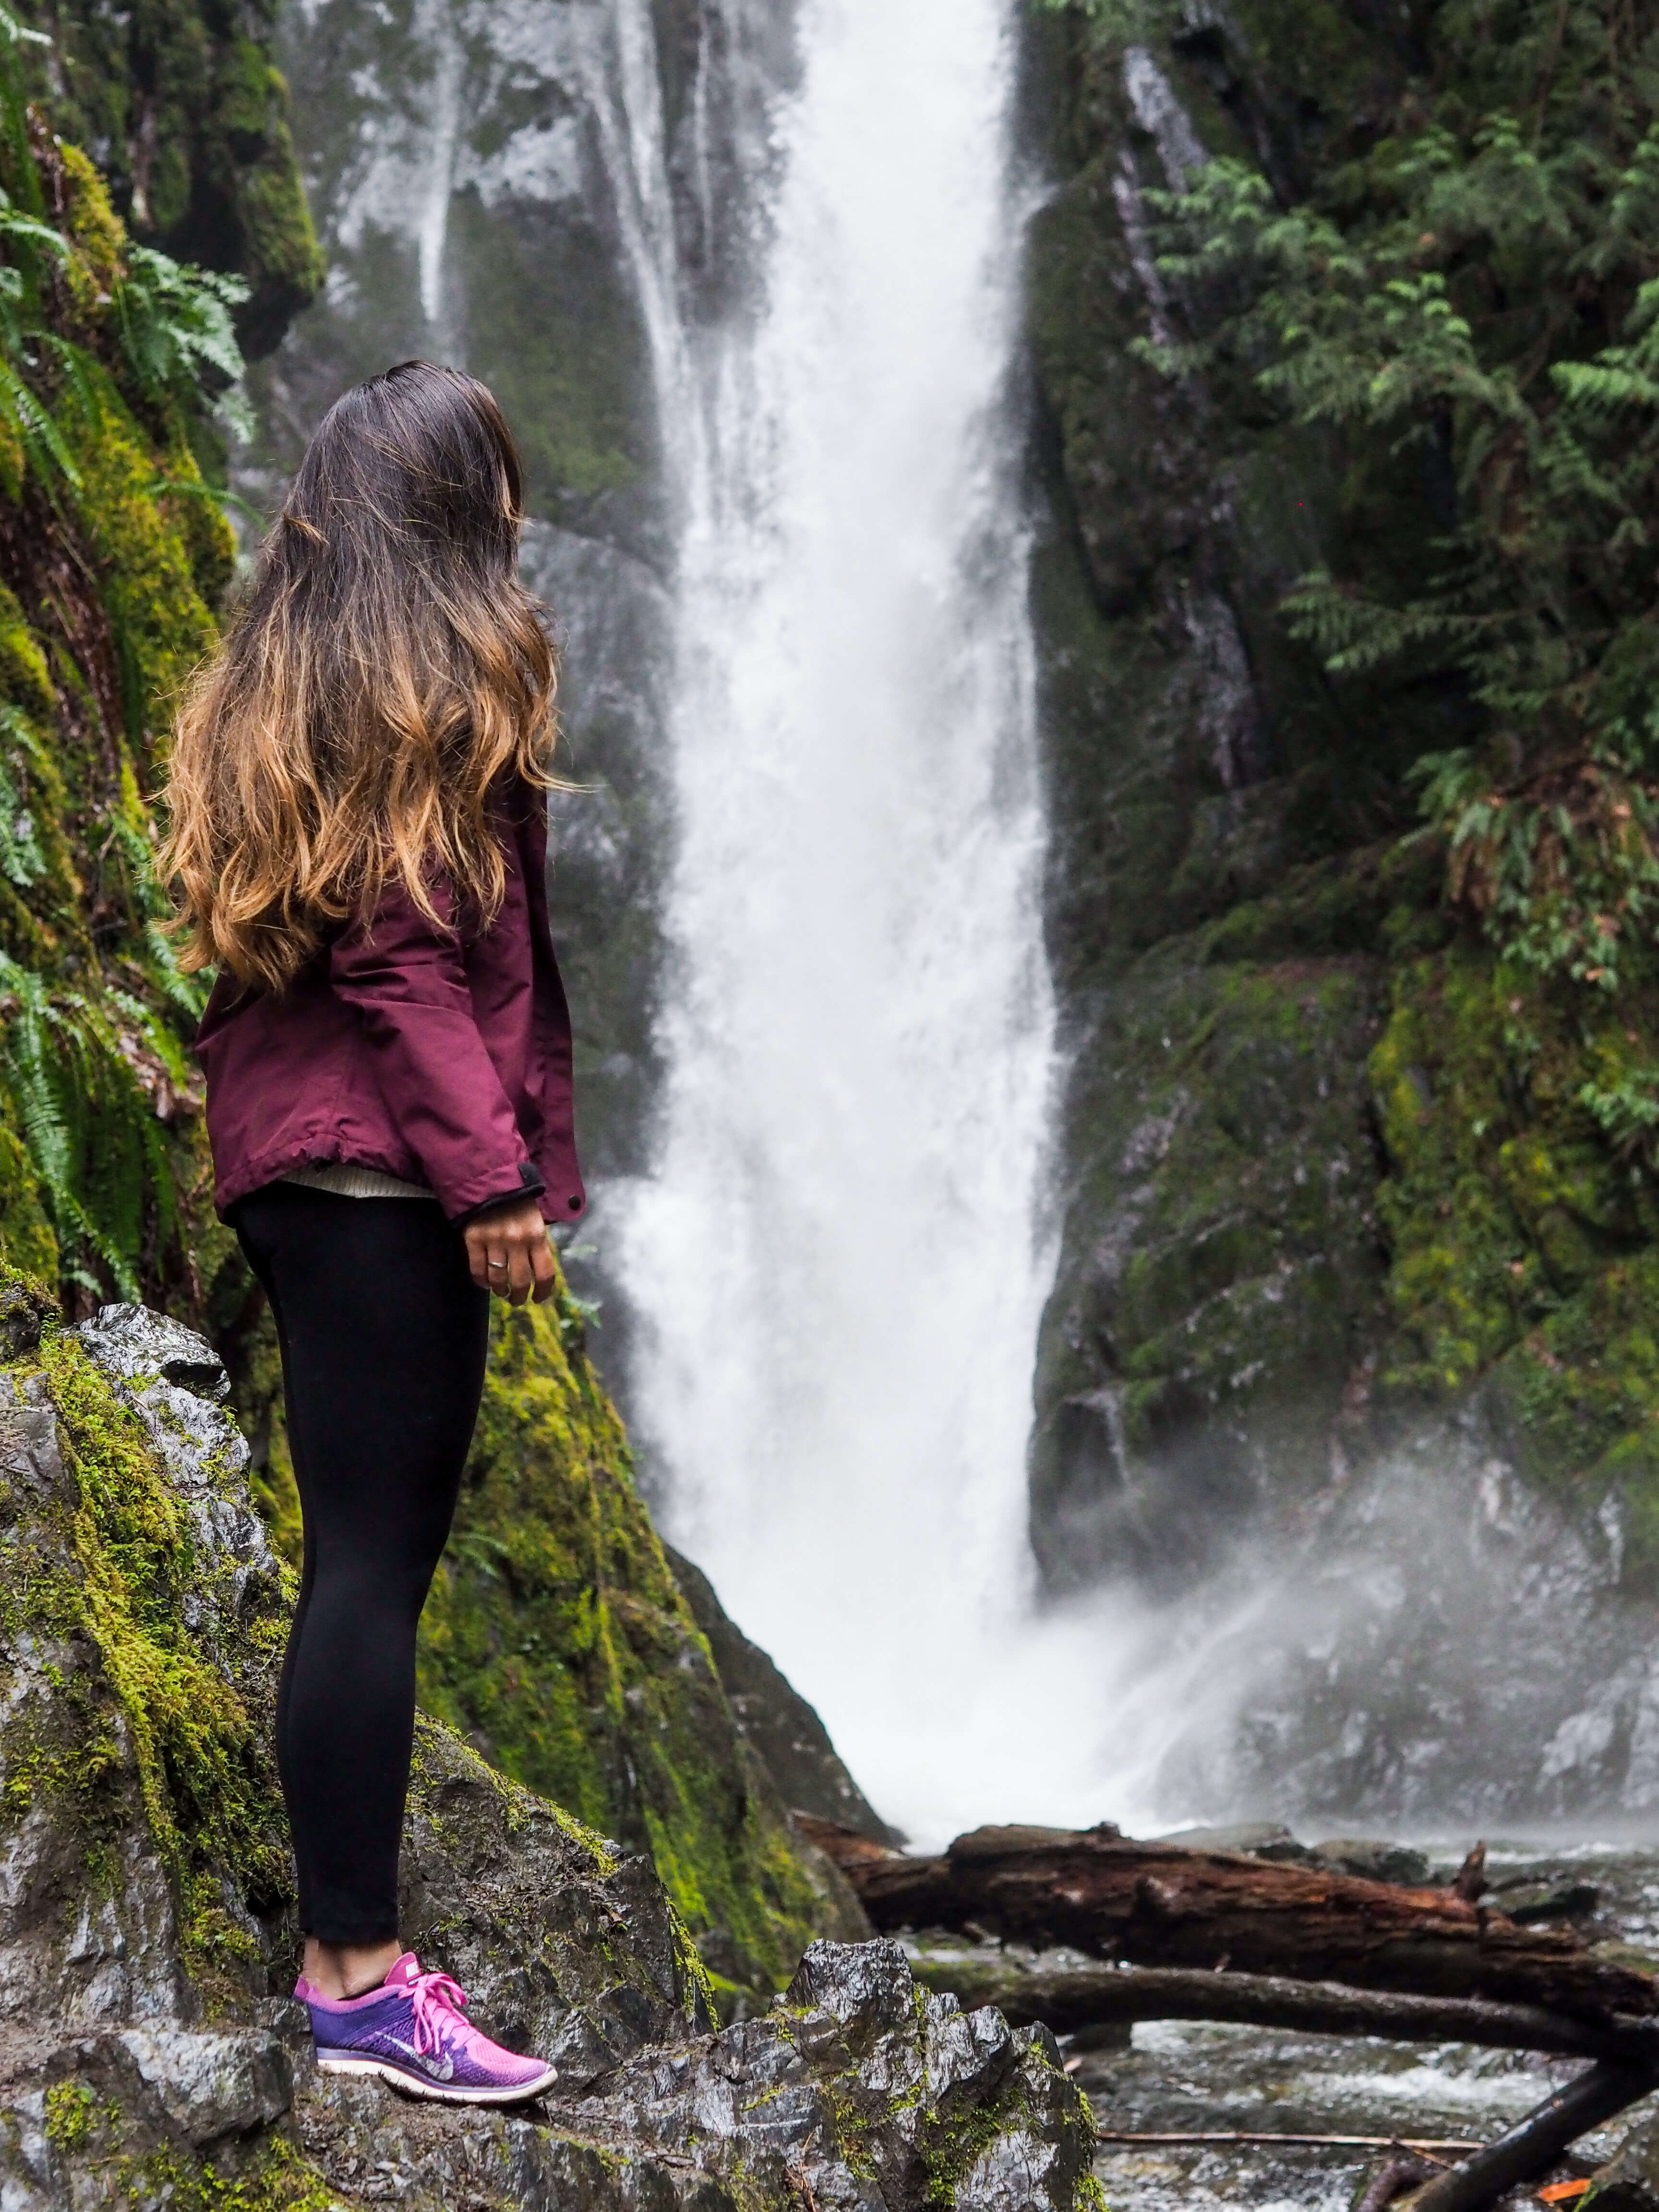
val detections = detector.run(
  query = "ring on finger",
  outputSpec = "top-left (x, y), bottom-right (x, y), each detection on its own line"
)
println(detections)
top-left (488, 1258), bottom-right (507, 1273)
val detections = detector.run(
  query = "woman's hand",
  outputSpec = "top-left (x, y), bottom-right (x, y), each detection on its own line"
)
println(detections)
top-left (463, 1195), bottom-right (556, 1305)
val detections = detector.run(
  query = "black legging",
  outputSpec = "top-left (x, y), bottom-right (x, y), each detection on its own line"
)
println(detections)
top-left (234, 1182), bottom-right (490, 1943)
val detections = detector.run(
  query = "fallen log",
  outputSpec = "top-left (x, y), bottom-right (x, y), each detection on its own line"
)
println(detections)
top-left (903, 1958), bottom-right (1659, 2064)
top-left (1091, 2132), bottom-right (1479, 2152)
top-left (793, 1817), bottom-right (1656, 2022)
top-left (1401, 2059), bottom-right (1659, 2212)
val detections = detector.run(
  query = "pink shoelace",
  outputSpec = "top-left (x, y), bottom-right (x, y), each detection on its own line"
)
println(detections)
top-left (409, 1967), bottom-right (476, 2059)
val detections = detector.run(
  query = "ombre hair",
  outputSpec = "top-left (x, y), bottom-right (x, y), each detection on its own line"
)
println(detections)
top-left (160, 361), bottom-right (556, 992)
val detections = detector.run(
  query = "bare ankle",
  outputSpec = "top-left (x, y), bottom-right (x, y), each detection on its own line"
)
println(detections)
top-left (303, 1936), bottom-right (403, 2000)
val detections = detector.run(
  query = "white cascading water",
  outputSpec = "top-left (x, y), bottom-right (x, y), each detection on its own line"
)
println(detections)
top-left (611, 0), bottom-right (1156, 1844)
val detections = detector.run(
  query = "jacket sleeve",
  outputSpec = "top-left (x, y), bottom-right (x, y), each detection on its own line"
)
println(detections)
top-left (329, 870), bottom-right (544, 1223)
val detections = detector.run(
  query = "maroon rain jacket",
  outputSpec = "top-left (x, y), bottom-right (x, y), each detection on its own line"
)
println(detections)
top-left (196, 780), bottom-right (585, 1226)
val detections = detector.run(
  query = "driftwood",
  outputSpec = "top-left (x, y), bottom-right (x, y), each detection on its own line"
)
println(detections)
top-left (1402, 2059), bottom-right (1659, 2212)
top-left (795, 1817), bottom-right (1657, 2022)
top-left (904, 1957), bottom-right (1659, 2064)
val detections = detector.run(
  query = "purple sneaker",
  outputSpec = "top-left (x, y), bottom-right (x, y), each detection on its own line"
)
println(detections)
top-left (298, 1952), bottom-right (558, 2104)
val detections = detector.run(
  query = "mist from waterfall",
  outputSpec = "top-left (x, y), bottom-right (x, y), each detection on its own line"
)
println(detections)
top-left (601, 0), bottom-right (1134, 1845)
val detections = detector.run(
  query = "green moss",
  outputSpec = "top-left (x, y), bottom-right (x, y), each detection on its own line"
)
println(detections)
top-left (67, 394), bottom-right (222, 749)
top-left (912, 2047), bottom-right (1096, 2208)
top-left (77, 2129), bottom-right (342, 2212)
top-left (414, 1275), bottom-right (839, 1997)
top-left (2, 1294), bottom-right (294, 1996)
top-left (57, 140), bottom-right (127, 298)
top-left (0, 111), bottom-right (252, 1314)
top-left (0, 1101), bottom-right (59, 1281)
top-left (43, 2080), bottom-right (100, 2149)
top-left (22, 0), bottom-right (323, 356)
top-left (1366, 939), bottom-right (1659, 1579)
top-left (1032, 928), bottom-right (1389, 1547)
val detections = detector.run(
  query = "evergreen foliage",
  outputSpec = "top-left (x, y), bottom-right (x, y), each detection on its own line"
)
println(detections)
top-left (1058, 0), bottom-right (1659, 1002)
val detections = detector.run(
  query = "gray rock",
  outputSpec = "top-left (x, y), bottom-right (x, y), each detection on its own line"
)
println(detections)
top-left (112, 2027), bottom-right (294, 2147)
top-left (1588, 2105), bottom-right (1659, 2208)
top-left (0, 1369), bottom-right (192, 2030)
top-left (1152, 1822), bottom-right (1312, 1863)
top-left (74, 1304), bottom-right (277, 1623)
top-left (1488, 1879), bottom-right (1601, 1925)
top-left (75, 1303), bottom-right (234, 1406)
top-left (556, 1940), bottom-right (1093, 2212)
top-left (0, 1304), bottom-right (1097, 2211)
top-left (1308, 1839), bottom-right (1431, 1887)
top-left (396, 1717), bottom-right (706, 2089)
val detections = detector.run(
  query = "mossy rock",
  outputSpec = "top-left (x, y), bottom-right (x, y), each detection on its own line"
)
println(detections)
top-left (1368, 940), bottom-right (1659, 1587)
top-left (1030, 913), bottom-right (1391, 1591)
top-left (417, 1283), bottom-right (866, 2004)
top-left (22, 0), bottom-right (324, 356)
top-left (0, 1275), bottom-right (1099, 2212)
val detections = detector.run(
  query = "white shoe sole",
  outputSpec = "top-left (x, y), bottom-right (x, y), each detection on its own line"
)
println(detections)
top-left (315, 2051), bottom-right (559, 2104)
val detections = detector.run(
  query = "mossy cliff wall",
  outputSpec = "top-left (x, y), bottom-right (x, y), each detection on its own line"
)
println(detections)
top-left (0, 131), bottom-right (240, 1318)
top-left (23, 0), bottom-right (323, 352)
top-left (1023, 0), bottom-right (1659, 1799)
top-left (0, 22), bottom-right (860, 1999)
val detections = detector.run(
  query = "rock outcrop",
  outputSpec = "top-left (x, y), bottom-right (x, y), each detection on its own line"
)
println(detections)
top-left (414, 1290), bottom-right (872, 2005)
top-left (0, 1289), bottom-right (1100, 2211)
top-left (664, 1543), bottom-right (904, 1848)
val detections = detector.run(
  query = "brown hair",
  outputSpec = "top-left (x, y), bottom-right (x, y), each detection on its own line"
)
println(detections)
top-left (160, 360), bottom-right (556, 991)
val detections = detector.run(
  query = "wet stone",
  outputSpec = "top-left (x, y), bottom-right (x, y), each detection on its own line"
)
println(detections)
top-left (1308, 1839), bottom-right (1433, 1887)
top-left (1153, 1823), bottom-right (1313, 1863)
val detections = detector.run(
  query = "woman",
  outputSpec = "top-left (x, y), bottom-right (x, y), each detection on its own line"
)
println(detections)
top-left (164, 361), bottom-right (581, 2104)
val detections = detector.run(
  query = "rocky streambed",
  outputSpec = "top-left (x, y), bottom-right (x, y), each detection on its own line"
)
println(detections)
top-left (911, 1837), bottom-right (1659, 2212)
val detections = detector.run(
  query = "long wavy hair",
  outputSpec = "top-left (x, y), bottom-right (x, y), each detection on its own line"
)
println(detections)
top-left (160, 361), bottom-right (556, 991)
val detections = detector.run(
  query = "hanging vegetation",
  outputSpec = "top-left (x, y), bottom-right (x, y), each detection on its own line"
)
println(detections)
top-left (0, 0), bottom-right (247, 1307)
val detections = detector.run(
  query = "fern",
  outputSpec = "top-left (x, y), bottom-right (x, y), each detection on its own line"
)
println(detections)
top-left (0, 13), bottom-right (245, 1298)
top-left (0, 951), bottom-right (180, 1298)
top-left (114, 247), bottom-right (252, 435)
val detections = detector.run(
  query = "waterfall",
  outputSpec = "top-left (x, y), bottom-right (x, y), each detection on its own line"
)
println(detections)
top-left (254, 0), bottom-right (1659, 1839)
top-left (608, 0), bottom-right (1099, 1844)
top-left (259, 0), bottom-right (1219, 1841)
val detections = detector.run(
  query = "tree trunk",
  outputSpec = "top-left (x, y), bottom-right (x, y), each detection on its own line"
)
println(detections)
top-left (904, 1957), bottom-right (1659, 2063)
top-left (1402, 2061), bottom-right (1659, 2212)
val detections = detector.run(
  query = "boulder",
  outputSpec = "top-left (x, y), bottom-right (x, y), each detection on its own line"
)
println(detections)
top-left (0, 1297), bottom-right (1100, 2210)
top-left (1309, 1840), bottom-right (1432, 1888)
top-left (1587, 2106), bottom-right (1659, 2209)
top-left (1153, 1822), bottom-right (1311, 1863)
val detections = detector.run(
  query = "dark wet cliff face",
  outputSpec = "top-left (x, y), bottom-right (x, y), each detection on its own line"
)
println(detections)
top-left (1021, 1), bottom-right (1440, 1595)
